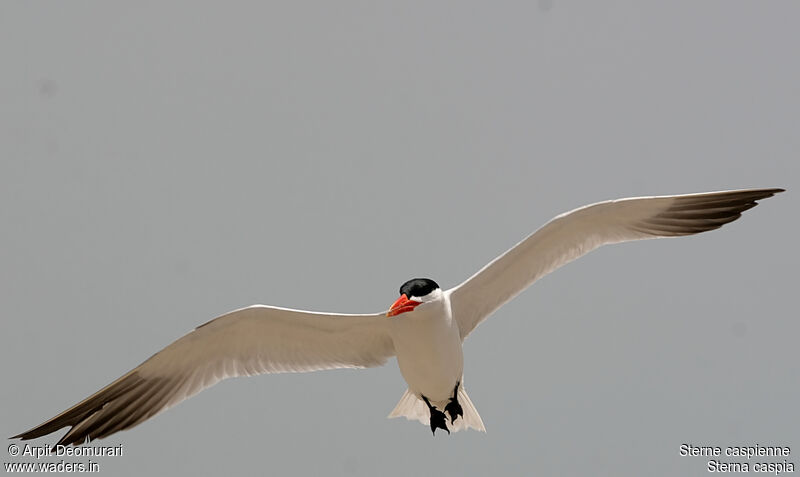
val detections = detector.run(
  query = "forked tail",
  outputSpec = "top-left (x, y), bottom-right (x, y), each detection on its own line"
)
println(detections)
top-left (388, 386), bottom-right (486, 432)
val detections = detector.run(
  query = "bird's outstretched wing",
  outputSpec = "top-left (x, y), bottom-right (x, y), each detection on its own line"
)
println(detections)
top-left (12, 305), bottom-right (394, 446)
top-left (448, 188), bottom-right (783, 340)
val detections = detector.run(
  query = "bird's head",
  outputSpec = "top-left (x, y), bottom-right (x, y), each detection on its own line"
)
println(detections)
top-left (387, 278), bottom-right (442, 317)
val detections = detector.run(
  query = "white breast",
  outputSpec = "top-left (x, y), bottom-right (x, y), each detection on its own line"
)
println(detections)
top-left (389, 296), bottom-right (464, 402)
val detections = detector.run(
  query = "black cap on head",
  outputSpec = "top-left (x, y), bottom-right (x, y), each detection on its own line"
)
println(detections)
top-left (399, 278), bottom-right (440, 298)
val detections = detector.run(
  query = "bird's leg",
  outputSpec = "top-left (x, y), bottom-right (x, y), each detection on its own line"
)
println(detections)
top-left (421, 395), bottom-right (449, 436)
top-left (444, 381), bottom-right (464, 424)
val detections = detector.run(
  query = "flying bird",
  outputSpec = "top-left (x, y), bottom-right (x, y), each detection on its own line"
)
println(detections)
top-left (13, 188), bottom-right (783, 443)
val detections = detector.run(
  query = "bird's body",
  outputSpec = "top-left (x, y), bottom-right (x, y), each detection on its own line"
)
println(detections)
top-left (390, 289), bottom-right (462, 403)
top-left (12, 188), bottom-right (784, 443)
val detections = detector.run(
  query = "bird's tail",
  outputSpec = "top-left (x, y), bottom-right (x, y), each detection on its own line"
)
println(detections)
top-left (388, 386), bottom-right (486, 432)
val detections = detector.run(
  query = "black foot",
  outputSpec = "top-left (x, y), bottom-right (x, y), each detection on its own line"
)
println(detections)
top-left (429, 408), bottom-right (450, 436)
top-left (422, 395), bottom-right (450, 436)
top-left (445, 381), bottom-right (464, 423)
top-left (445, 400), bottom-right (463, 423)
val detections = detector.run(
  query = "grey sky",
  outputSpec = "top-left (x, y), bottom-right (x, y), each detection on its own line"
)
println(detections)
top-left (1, 1), bottom-right (797, 476)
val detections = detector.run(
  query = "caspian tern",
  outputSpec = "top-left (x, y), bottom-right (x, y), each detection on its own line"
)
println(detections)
top-left (13, 188), bottom-right (783, 443)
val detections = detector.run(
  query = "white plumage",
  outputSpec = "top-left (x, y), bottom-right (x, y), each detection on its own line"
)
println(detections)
top-left (13, 188), bottom-right (782, 444)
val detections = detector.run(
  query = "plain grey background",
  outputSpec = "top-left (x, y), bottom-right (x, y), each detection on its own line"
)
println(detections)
top-left (2, 1), bottom-right (797, 476)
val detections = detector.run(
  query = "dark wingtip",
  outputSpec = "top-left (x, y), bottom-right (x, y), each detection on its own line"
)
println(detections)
top-left (638, 188), bottom-right (784, 237)
top-left (10, 428), bottom-right (41, 441)
top-left (9, 371), bottom-right (145, 446)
